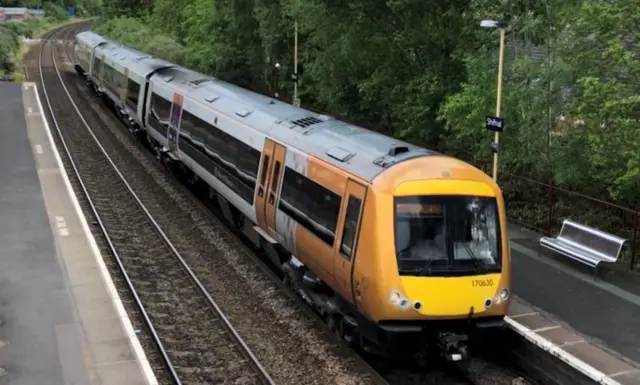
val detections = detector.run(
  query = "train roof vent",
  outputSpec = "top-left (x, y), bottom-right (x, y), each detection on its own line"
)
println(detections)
top-left (204, 94), bottom-right (220, 103)
top-left (291, 116), bottom-right (323, 128)
top-left (163, 76), bottom-right (174, 82)
top-left (372, 156), bottom-right (395, 168)
top-left (235, 108), bottom-right (252, 118)
top-left (388, 146), bottom-right (409, 156)
top-left (135, 56), bottom-right (151, 61)
top-left (190, 78), bottom-right (211, 86)
top-left (326, 147), bottom-right (355, 162)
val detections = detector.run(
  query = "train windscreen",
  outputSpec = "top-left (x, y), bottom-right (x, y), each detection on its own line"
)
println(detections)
top-left (394, 196), bottom-right (502, 276)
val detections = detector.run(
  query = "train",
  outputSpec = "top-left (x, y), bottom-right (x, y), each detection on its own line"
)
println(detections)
top-left (73, 30), bottom-right (512, 363)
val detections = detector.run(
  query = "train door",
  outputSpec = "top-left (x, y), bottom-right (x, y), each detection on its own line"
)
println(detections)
top-left (167, 93), bottom-right (183, 152)
top-left (255, 139), bottom-right (275, 229)
top-left (333, 179), bottom-right (366, 304)
top-left (256, 138), bottom-right (286, 238)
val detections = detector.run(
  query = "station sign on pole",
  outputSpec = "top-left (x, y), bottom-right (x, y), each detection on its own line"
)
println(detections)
top-left (485, 116), bottom-right (504, 132)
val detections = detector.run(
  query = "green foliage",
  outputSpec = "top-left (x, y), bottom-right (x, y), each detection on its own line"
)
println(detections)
top-left (0, 24), bottom-right (21, 74)
top-left (95, 0), bottom-right (640, 208)
top-left (43, 2), bottom-right (69, 21)
top-left (93, 17), bottom-right (187, 64)
top-left (0, 0), bottom-right (98, 80)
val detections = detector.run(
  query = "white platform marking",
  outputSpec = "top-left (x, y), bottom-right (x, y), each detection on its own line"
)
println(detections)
top-left (55, 216), bottom-right (69, 236)
top-left (35, 144), bottom-right (43, 154)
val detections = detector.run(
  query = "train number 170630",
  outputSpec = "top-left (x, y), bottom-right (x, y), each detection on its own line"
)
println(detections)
top-left (471, 278), bottom-right (494, 287)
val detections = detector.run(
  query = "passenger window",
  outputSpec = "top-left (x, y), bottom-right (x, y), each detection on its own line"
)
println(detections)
top-left (278, 167), bottom-right (342, 246)
top-left (260, 156), bottom-right (269, 185)
top-left (271, 161), bottom-right (281, 192)
top-left (340, 195), bottom-right (362, 260)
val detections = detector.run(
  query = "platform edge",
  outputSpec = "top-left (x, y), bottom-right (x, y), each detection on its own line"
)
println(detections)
top-left (506, 316), bottom-right (621, 385)
top-left (30, 82), bottom-right (159, 385)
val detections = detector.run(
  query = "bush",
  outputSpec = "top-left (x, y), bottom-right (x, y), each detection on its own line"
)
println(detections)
top-left (94, 17), bottom-right (188, 64)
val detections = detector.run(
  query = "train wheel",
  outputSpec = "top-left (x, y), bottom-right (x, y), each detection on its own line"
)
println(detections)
top-left (283, 274), bottom-right (292, 289)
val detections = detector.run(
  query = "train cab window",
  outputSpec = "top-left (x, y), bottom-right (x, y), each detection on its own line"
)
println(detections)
top-left (394, 196), bottom-right (501, 277)
top-left (340, 195), bottom-right (362, 260)
top-left (271, 161), bottom-right (281, 192)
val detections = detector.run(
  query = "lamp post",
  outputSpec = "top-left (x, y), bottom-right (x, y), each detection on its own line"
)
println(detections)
top-left (274, 62), bottom-right (281, 98)
top-left (481, 19), bottom-right (506, 182)
top-left (292, 20), bottom-right (300, 107)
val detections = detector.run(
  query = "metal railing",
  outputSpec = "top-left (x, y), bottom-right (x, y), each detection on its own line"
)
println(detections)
top-left (496, 171), bottom-right (639, 269)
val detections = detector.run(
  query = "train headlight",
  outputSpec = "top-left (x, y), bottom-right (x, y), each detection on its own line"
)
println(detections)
top-left (499, 288), bottom-right (510, 300)
top-left (389, 291), bottom-right (401, 305)
top-left (388, 291), bottom-right (411, 310)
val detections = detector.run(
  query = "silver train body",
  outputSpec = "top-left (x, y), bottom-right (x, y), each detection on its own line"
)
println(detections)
top-left (73, 30), bottom-right (417, 256)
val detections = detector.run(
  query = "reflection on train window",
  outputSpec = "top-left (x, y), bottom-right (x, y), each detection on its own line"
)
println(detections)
top-left (340, 195), bottom-right (362, 260)
top-left (100, 61), bottom-right (124, 98)
top-left (93, 57), bottom-right (104, 79)
top-left (394, 196), bottom-right (501, 277)
top-left (271, 161), bottom-right (281, 193)
top-left (178, 110), bottom-right (261, 204)
top-left (150, 92), bottom-right (172, 122)
top-left (279, 167), bottom-right (341, 246)
top-left (75, 47), bottom-right (91, 73)
top-left (126, 78), bottom-right (140, 109)
top-left (260, 156), bottom-right (269, 185)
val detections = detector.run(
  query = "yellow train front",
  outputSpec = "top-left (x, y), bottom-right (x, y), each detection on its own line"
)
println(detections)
top-left (284, 155), bottom-right (510, 361)
top-left (348, 155), bottom-right (510, 360)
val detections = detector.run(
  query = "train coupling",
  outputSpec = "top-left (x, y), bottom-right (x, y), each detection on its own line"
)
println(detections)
top-left (436, 332), bottom-right (469, 362)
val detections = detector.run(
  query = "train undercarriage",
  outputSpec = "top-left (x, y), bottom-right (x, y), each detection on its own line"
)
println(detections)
top-left (279, 255), bottom-right (492, 364)
top-left (81, 67), bottom-right (506, 365)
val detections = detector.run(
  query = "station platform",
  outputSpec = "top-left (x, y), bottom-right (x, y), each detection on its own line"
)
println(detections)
top-left (0, 82), bottom-right (156, 385)
top-left (507, 223), bottom-right (640, 384)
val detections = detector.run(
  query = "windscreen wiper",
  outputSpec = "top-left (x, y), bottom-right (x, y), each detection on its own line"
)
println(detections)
top-left (461, 242), bottom-right (487, 274)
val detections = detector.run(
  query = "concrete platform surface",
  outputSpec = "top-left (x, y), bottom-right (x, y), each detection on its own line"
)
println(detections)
top-left (0, 81), bottom-right (156, 385)
top-left (507, 223), bottom-right (640, 384)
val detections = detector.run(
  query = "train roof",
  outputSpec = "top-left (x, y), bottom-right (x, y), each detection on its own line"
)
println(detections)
top-left (75, 30), bottom-right (107, 48)
top-left (151, 66), bottom-right (438, 182)
top-left (91, 37), bottom-right (175, 78)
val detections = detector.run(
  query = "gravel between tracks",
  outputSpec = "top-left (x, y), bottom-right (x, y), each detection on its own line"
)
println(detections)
top-left (30, 23), bottom-right (382, 385)
top-left (41, 26), bottom-right (270, 385)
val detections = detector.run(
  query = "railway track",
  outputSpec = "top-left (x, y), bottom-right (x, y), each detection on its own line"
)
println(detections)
top-left (38, 23), bottom-right (275, 385)
top-left (28, 21), bottom-right (536, 385)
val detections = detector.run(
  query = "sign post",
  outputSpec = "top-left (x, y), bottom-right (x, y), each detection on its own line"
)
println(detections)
top-left (481, 20), bottom-right (507, 182)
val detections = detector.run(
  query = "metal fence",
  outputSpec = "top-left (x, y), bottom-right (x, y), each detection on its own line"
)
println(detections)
top-left (496, 171), bottom-right (639, 269)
